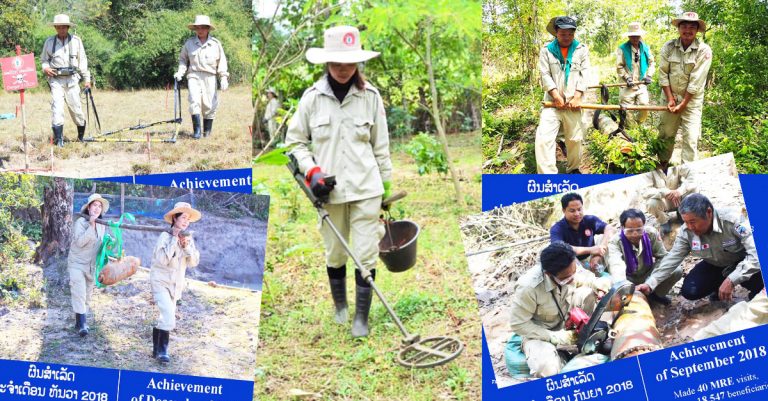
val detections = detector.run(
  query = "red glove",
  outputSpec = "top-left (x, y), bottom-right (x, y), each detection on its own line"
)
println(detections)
top-left (306, 166), bottom-right (334, 200)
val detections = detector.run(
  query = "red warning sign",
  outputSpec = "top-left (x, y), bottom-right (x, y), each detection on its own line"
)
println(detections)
top-left (0, 53), bottom-right (38, 91)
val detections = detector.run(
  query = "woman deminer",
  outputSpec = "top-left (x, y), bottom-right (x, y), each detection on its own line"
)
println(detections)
top-left (68, 193), bottom-right (109, 337)
top-left (149, 202), bottom-right (201, 363)
top-left (174, 15), bottom-right (229, 139)
top-left (285, 25), bottom-right (393, 338)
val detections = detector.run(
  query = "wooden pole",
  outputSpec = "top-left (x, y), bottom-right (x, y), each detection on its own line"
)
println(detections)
top-left (76, 212), bottom-right (190, 235)
top-left (541, 101), bottom-right (668, 111)
top-left (16, 46), bottom-right (29, 173)
top-left (587, 82), bottom-right (648, 89)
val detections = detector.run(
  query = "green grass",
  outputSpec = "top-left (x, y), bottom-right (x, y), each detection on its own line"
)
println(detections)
top-left (252, 132), bottom-right (481, 401)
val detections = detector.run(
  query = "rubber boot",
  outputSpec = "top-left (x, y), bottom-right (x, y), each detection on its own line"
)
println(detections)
top-left (52, 125), bottom-right (64, 147)
top-left (156, 329), bottom-right (171, 363)
top-left (75, 313), bottom-right (89, 337)
top-left (152, 327), bottom-right (160, 358)
top-left (327, 265), bottom-right (348, 324)
top-left (77, 124), bottom-right (86, 141)
top-left (191, 114), bottom-right (202, 139)
top-left (203, 119), bottom-right (213, 137)
top-left (351, 269), bottom-right (375, 338)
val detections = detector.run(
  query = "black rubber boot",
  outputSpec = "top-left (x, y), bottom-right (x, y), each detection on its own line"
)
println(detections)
top-left (52, 125), bottom-right (64, 147)
top-left (351, 269), bottom-right (375, 338)
top-left (152, 327), bottom-right (160, 358)
top-left (327, 265), bottom-right (348, 324)
top-left (77, 124), bottom-right (86, 141)
top-left (203, 119), bottom-right (213, 137)
top-left (156, 329), bottom-right (171, 363)
top-left (75, 313), bottom-right (89, 337)
top-left (191, 114), bottom-right (202, 139)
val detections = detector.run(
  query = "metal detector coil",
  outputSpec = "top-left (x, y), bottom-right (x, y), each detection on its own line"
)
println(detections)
top-left (287, 155), bottom-right (464, 369)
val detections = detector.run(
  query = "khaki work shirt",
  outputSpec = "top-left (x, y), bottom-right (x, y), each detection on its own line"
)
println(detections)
top-left (509, 266), bottom-right (603, 342)
top-left (648, 209), bottom-right (760, 289)
top-left (285, 76), bottom-right (392, 204)
top-left (41, 34), bottom-right (90, 83)
top-left (177, 36), bottom-right (229, 78)
top-left (658, 38), bottom-right (712, 101)
top-left (615, 43), bottom-right (656, 87)
top-left (150, 232), bottom-right (200, 301)
top-left (538, 42), bottom-right (591, 102)
top-left (264, 98), bottom-right (279, 121)
top-left (67, 217), bottom-right (105, 273)
top-left (605, 226), bottom-right (668, 284)
top-left (643, 165), bottom-right (697, 200)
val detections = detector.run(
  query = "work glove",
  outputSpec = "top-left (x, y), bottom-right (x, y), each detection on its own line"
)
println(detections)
top-left (549, 329), bottom-right (578, 346)
top-left (625, 76), bottom-right (635, 88)
top-left (306, 166), bottom-right (334, 200)
top-left (382, 181), bottom-right (392, 200)
top-left (593, 277), bottom-right (612, 296)
top-left (220, 77), bottom-right (229, 91)
top-left (173, 71), bottom-right (184, 81)
top-left (643, 76), bottom-right (652, 85)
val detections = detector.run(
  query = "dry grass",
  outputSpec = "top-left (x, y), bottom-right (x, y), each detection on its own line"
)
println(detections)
top-left (0, 85), bottom-right (252, 177)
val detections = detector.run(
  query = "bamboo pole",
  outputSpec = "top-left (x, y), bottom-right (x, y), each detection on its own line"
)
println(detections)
top-left (542, 101), bottom-right (668, 111)
top-left (76, 213), bottom-right (189, 235)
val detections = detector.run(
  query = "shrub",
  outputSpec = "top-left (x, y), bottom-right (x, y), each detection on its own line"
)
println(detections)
top-left (404, 133), bottom-right (448, 176)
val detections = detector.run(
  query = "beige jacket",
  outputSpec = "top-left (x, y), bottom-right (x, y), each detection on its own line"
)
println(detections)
top-left (67, 217), bottom-right (105, 273)
top-left (41, 34), bottom-right (90, 83)
top-left (538, 42), bottom-right (591, 102)
top-left (605, 226), bottom-right (668, 284)
top-left (264, 98), bottom-right (280, 121)
top-left (177, 36), bottom-right (229, 78)
top-left (509, 265), bottom-right (606, 342)
top-left (648, 209), bottom-right (760, 289)
top-left (615, 43), bottom-right (656, 85)
top-left (285, 76), bottom-right (392, 204)
top-left (643, 165), bottom-right (697, 200)
top-left (658, 38), bottom-right (712, 104)
top-left (150, 232), bottom-right (200, 301)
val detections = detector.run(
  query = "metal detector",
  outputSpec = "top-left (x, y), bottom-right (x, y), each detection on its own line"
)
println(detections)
top-left (83, 80), bottom-right (182, 143)
top-left (287, 156), bottom-right (464, 368)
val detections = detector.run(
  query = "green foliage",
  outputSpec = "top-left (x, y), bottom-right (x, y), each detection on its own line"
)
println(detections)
top-left (586, 126), bottom-right (661, 173)
top-left (404, 133), bottom-right (449, 176)
top-left (0, 0), bottom-right (35, 56)
top-left (386, 106), bottom-right (416, 138)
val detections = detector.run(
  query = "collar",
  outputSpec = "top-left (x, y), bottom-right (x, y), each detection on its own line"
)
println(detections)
top-left (314, 74), bottom-right (364, 100)
top-left (194, 36), bottom-right (211, 46)
top-left (541, 268), bottom-right (556, 293)
top-left (675, 37), bottom-right (700, 52)
top-left (711, 209), bottom-right (723, 234)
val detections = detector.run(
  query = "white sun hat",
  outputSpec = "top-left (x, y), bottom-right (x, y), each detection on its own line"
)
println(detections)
top-left (305, 25), bottom-right (380, 64)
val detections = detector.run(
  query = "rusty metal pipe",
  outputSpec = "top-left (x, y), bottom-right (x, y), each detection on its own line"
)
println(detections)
top-left (610, 292), bottom-right (663, 360)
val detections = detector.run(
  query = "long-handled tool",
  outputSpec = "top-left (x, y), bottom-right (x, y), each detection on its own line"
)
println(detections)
top-left (587, 82), bottom-right (648, 89)
top-left (542, 101), bottom-right (668, 111)
top-left (287, 156), bottom-right (463, 368)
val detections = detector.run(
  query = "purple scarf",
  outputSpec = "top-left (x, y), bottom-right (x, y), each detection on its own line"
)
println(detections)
top-left (620, 230), bottom-right (654, 275)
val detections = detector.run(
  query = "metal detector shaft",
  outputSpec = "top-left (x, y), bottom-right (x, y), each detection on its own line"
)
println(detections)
top-left (83, 137), bottom-right (176, 143)
top-left (542, 101), bottom-right (668, 111)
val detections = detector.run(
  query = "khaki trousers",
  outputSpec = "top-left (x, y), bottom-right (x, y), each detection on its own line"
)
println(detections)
top-left (68, 268), bottom-right (93, 314)
top-left (535, 108), bottom-right (583, 174)
top-left (187, 71), bottom-right (219, 119)
top-left (619, 86), bottom-right (650, 124)
top-left (153, 287), bottom-right (177, 331)
top-left (694, 291), bottom-right (768, 340)
top-left (658, 98), bottom-right (704, 164)
top-left (320, 196), bottom-right (384, 271)
top-left (49, 76), bottom-right (85, 127)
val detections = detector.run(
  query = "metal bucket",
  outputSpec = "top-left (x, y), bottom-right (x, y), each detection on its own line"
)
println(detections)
top-left (379, 220), bottom-right (420, 272)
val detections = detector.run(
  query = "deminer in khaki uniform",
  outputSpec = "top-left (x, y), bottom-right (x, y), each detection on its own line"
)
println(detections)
top-left (285, 26), bottom-right (392, 338)
top-left (637, 194), bottom-right (764, 303)
top-left (41, 14), bottom-right (91, 147)
top-left (605, 209), bottom-right (681, 306)
top-left (642, 164), bottom-right (697, 235)
top-left (616, 22), bottom-right (655, 124)
top-left (509, 241), bottom-right (611, 377)
top-left (150, 202), bottom-right (201, 363)
top-left (174, 15), bottom-right (229, 139)
top-left (694, 289), bottom-right (768, 340)
top-left (68, 194), bottom-right (109, 337)
top-left (263, 88), bottom-right (281, 145)
top-left (535, 16), bottom-right (591, 174)
top-left (657, 12), bottom-right (713, 165)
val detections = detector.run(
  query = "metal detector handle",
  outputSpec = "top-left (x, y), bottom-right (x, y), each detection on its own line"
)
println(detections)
top-left (286, 154), bottom-right (336, 208)
top-left (382, 190), bottom-right (407, 209)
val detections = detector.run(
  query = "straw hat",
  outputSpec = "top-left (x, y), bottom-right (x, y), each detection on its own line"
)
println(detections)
top-left (50, 14), bottom-right (75, 27)
top-left (672, 11), bottom-right (707, 32)
top-left (624, 22), bottom-right (647, 37)
top-left (188, 15), bottom-right (215, 31)
top-left (80, 193), bottom-right (109, 215)
top-left (305, 26), bottom-right (380, 64)
top-left (164, 202), bottom-right (202, 224)
top-left (546, 16), bottom-right (577, 36)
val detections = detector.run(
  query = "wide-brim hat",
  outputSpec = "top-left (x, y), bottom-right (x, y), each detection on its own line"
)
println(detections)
top-left (80, 193), bottom-right (109, 215)
top-left (546, 16), bottom-right (577, 36)
top-left (266, 87), bottom-right (278, 96)
top-left (306, 25), bottom-right (380, 64)
top-left (624, 22), bottom-right (647, 37)
top-left (672, 11), bottom-right (707, 32)
top-left (50, 14), bottom-right (75, 27)
top-left (188, 15), bottom-right (216, 31)
top-left (164, 202), bottom-right (202, 224)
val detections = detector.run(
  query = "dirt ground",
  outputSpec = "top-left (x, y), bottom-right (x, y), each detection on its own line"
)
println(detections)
top-left (0, 254), bottom-right (261, 380)
top-left (460, 154), bottom-right (748, 388)
top-left (0, 85), bottom-right (253, 177)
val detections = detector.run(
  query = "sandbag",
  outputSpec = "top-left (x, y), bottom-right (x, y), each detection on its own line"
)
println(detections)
top-left (98, 256), bottom-right (141, 286)
top-left (504, 333), bottom-right (532, 378)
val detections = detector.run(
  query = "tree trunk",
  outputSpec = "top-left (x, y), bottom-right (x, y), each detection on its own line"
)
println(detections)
top-left (425, 20), bottom-right (464, 206)
top-left (35, 177), bottom-right (73, 265)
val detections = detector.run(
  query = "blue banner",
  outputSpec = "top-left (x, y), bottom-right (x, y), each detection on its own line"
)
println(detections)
top-left (96, 168), bottom-right (253, 193)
